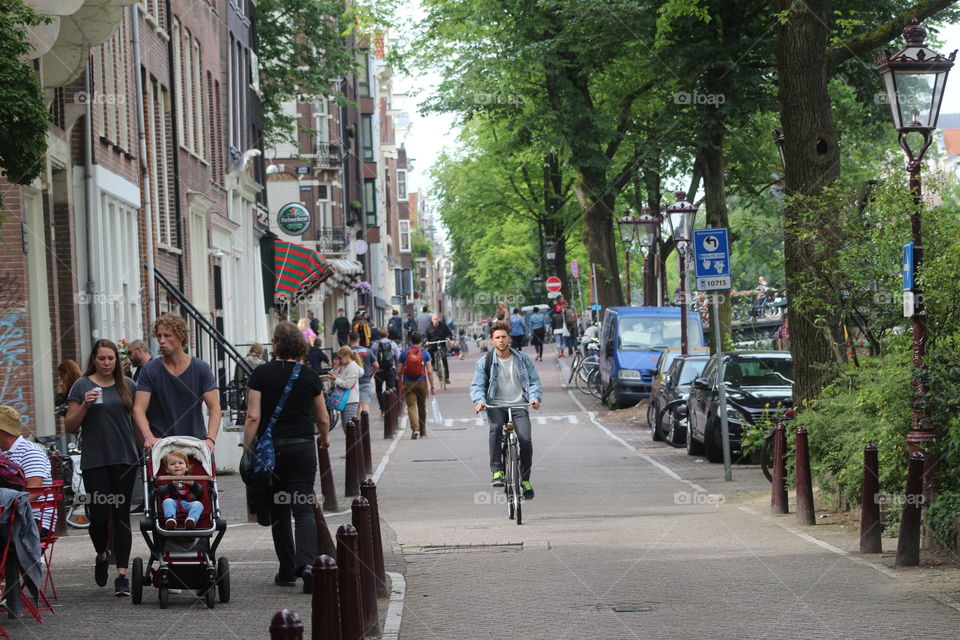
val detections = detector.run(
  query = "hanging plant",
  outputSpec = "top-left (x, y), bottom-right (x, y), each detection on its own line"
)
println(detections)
top-left (354, 280), bottom-right (373, 295)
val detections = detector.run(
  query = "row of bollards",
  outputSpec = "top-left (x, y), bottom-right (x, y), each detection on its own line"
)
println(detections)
top-left (770, 424), bottom-right (929, 567)
top-left (383, 387), bottom-right (404, 439)
top-left (271, 482), bottom-right (389, 640)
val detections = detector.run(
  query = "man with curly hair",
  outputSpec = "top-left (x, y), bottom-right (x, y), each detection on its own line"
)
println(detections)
top-left (133, 313), bottom-right (221, 453)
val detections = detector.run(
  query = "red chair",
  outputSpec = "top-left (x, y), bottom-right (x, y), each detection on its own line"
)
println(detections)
top-left (0, 495), bottom-right (44, 630)
top-left (27, 481), bottom-right (63, 611)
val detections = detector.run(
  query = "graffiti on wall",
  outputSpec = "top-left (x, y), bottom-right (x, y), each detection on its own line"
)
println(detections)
top-left (0, 273), bottom-right (22, 317)
top-left (0, 313), bottom-right (30, 428)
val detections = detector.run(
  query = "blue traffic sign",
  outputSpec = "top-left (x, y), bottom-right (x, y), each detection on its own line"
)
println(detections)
top-left (903, 242), bottom-right (914, 291)
top-left (693, 228), bottom-right (731, 290)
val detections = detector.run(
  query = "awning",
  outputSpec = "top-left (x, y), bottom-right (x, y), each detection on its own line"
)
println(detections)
top-left (327, 259), bottom-right (365, 294)
top-left (274, 239), bottom-right (333, 302)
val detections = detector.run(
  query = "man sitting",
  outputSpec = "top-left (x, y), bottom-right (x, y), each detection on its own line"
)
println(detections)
top-left (0, 406), bottom-right (53, 532)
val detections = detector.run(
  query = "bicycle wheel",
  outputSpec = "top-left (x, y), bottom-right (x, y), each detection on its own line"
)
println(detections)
top-left (509, 437), bottom-right (522, 525)
top-left (588, 367), bottom-right (603, 398)
top-left (760, 431), bottom-right (775, 482)
top-left (575, 365), bottom-right (595, 395)
top-left (437, 357), bottom-right (447, 391)
top-left (502, 437), bottom-right (515, 521)
top-left (567, 354), bottom-right (582, 384)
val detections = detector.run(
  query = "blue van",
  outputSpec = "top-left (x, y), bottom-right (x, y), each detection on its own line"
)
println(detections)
top-left (599, 307), bottom-right (706, 409)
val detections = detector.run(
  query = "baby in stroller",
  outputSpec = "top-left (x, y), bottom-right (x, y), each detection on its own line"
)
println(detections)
top-left (156, 449), bottom-right (205, 529)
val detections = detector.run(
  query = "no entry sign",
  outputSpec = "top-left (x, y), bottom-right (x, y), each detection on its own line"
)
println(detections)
top-left (546, 276), bottom-right (562, 292)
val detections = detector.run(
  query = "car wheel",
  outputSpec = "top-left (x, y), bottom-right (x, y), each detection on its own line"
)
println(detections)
top-left (648, 401), bottom-right (662, 441)
top-left (704, 421), bottom-right (724, 463)
top-left (686, 412), bottom-right (704, 456)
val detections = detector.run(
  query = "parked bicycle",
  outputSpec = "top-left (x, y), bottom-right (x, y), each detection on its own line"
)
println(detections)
top-left (568, 338), bottom-right (602, 398)
top-left (759, 412), bottom-right (795, 482)
top-left (37, 434), bottom-right (90, 529)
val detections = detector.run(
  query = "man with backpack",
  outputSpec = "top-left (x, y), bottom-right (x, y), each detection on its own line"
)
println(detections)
top-left (397, 332), bottom-right (435, 439)
top-left (373, 327), bottom-right (400, 416)
top-left (563, 304), bottom-right (579, 356)
top-left (388, 310), bottom-right (404, 341)
top-left (352, 312), bottom-right (373, 347)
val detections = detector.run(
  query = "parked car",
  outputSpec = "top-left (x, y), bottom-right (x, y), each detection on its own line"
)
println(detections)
top-left (686, 351), bottom-right (794, 463)
top-left (648, 354), bottom-right (710, 445)
top-left (599, 307), bottom-right (706, 409)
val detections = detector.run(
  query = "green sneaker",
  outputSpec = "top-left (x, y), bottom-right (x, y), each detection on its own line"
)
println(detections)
top-left (522, 481), bottom-right (534, 499)
top-left (490, 471), bottom-right (505, 487)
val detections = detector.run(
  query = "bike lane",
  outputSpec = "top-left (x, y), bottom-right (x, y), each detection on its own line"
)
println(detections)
top-left (378, 349), bottom-right (960, 639)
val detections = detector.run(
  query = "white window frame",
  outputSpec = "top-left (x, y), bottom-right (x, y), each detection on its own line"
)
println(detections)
top-left (397, 169), bottom-right (407, 202)
top-left (399, 220), bottom-right (411, 253)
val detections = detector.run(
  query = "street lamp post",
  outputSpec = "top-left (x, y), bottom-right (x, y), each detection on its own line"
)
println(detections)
top-left (665, 192), bottom-right (699, 355)
top-left (875, 18), bottom-right (955, 566)
top-left (617, 212), bottom-right (640, 305)
top-left (636, 206), bottom-right (663, 307)
top-left (544, 237), bottom-right (558, 275)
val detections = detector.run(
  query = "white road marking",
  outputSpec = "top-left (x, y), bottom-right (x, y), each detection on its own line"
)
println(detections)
top-left (382, 571), bottom-right (407, 640)
top-left (373, 415), bottom-right (407, 485)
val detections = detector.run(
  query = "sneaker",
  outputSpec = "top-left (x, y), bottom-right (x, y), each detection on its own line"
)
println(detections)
top-left (411, 432), bottom-right (419, 440)
top-left (164, 518), bottom-right (177, 529)
top-left (490, 471), bottom-right (505, 487)
top-left (184, 518), bottom-right (197, 529)
top-left (274, 574), bottom-right (297, 587)
top-left (114, 575), bottom-right (130, 597)
top-left (95, 552), bottom-right (110, 587)
top-left (522, 481), bottom-right (534, 499)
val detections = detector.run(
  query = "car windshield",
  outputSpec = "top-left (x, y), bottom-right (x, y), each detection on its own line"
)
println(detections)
top-left (724, 357), bottom-right (794, 387)
top-left (618, 318), bottom-right (703, 350)
top-left (678, 360), bottom-right (708, 385)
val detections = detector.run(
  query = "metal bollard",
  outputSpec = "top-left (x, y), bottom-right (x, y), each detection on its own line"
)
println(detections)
top-left (794, 426), bottom-right (815, 526)
top-left (895, 451), bottom-right (925, 566)
top-left (311, 555), bottom-right (341, 640)
top-left (860, 443), bottom-right (882, 554)
top-left (360, 480), bottom-right (387, 597)
top-left (317, 440), bottom-right (339, 512)
top-left (344, 419), bottom-right (360, 497)
top-left (269, 609), bottom-right (304, 640)
top-left (336, 524), bottom-right (364, 640)
top-left (351, 497), bottom-right (379, 636)
top-left (383, 389), bottom-right (395, 439)
top-left (360, 410), bottom-right (373, 475)
top-left (313, 504), bottom-right (337, 558)
top-left (770, 422), bottom-right (788, 515)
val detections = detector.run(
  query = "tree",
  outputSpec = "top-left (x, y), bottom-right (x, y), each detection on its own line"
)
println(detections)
top-left (0, 0), bottom-right (51, 205)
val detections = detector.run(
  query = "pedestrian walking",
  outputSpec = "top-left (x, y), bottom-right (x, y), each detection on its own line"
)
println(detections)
top-left (244, 321), bottom-right (330, 591)
top-left (563, 305), bottom-right (579, 356)
top-left (529, 306), bottom-right (546, 361)
top-left (403, 313), bottom-right (418, 345)
top-left (307, 310), bottom-right (320, 335)
top-left (469, 321), bottom-right (542, 499)
top-left (298, 317), bottom-right (317, 346)
top-left (348, 331), bottom-right (378, 416)
top-left (133, 313), bottom-right (221, 452)
top-left (64, 339), bottom-right (139, 596)
top-left (352, 312), bottom-right (372, 347)
top-left (398, 332), bottom-right (436, 439)
top-left (549, 300), bottom-right (566, 358)
top-left (329, 346), bottom-right (362, 426)
top-left (372, 328), bottom-right (400, 415)
top-left (509, 308), bottom-right (526, 351)
top-left (127, 339), bottom-right (152, 383)
top-left (331, 308), bottom-right (351, 347)
top-left (388, 310), bottom-right (404, 341)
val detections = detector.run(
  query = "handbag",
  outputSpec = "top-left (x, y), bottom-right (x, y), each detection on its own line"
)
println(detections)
top-left (326, 380), bottom-right (356, 412)
top-left (249, 362), bottom-right (302, 480)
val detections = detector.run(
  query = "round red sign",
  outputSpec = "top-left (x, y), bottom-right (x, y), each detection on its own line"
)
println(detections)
top-left (545, 276), bottom-right (562, 292)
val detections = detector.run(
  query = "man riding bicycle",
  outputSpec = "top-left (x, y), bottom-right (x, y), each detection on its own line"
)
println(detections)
top-left (470, 320), bottom-right (542, 499)
top-left (425, 314), bottom-right (453, 385)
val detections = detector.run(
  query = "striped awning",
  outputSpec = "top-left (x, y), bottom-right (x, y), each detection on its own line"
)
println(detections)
top-left (274, 239), bottom-right (333, 301)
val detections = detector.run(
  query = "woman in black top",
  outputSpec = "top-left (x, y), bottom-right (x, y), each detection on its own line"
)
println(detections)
top-left (244, 321), bottom-right (330, 591)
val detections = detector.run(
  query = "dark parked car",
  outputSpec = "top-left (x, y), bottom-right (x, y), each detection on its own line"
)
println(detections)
top-left (648, 354), bottom-right (709, 445)
top-left (686, 351), bottom-right (793, 463)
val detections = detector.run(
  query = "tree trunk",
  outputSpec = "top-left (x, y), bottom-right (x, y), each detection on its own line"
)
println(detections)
top-left (777, 0), bottom-right (843, 403)
top-left (699, 133), bottom-right (734, 351)
top-left (575, 170), bottom-right (624, 309)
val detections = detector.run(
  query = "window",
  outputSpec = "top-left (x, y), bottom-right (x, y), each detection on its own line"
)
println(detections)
top-left (250, 50), bottom-right (260, 95)
top-left (399, 220), bottom-right (411, 252)
top-left (91, 22), bottom-right (132, 151)
top-left (316, 184), bottom-right (331, 228)
top-left (363, 179), bottom-right (377, 227)
top-left (357, 50), bottom-right (370, 97)
top-left (361, 114), bottom-right (374, 161)
top-left (148, 78), bottom-right (176, 248)
top-left (397, 169), bottom-right (407, 201)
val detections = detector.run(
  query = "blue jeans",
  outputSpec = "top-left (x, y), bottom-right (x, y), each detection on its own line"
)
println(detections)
top-left (162, 497), bottom-right (203, 522)
top-left (487, 408), bottom-right (533, 481)
top-left (341, 402), bottom-right (358, 426)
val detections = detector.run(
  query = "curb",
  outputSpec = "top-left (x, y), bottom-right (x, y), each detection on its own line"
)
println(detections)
top-left (381, 571), bottom-right (406, 640)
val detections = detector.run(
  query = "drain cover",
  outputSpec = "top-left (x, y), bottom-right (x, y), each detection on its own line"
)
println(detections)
top-left (411, 458), bottom-right (459, 463)
top-left (612, 605), bottom-right (655, 613)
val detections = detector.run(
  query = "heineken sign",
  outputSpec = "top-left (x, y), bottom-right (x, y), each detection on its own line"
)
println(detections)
top-left (277, 202), bottom-right (312, 235)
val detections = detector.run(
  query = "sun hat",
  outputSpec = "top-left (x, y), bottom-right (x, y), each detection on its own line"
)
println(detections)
top-left (0, 406), bottom-right (22, 437)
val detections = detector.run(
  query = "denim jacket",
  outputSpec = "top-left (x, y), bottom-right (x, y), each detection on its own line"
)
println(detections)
top-left (469, 349), bottom-right (542, 405)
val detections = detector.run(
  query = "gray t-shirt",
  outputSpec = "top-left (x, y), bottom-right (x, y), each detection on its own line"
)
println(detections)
top-left (136, 356), bottom-right (217, 439)
top-left (68, 377), bottom-right (139, 470)
top-left (493, 355), bottom-right (526, 404)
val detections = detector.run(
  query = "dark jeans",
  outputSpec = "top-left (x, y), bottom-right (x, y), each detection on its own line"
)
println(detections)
top-left (487, 407), bottom-right (533, 481)
top-left (428, 346), bottom-right (449, 382)
top-left (84, 464), bottom-right (137, 569)
top-left (511, 335), bottom-right (524, 351)
top-left (336, 332), bottom-right (348, 347)
top-left (375, 368), bottom-right (397, 410)
top-left (270, 442), bottom-right (318, 582)
top-left (531, 328), bottom-right (545, 359)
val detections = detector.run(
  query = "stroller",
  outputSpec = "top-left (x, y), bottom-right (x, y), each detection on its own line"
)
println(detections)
top-left (131, 436), bottom-right (230, 609)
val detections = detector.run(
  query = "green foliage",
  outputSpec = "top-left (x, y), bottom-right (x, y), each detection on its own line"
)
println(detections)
top-left (793, 349), bottom-right (912, 508)
top-left (0, 0), bottom-right (51, 203)
top-left (927, 490), bottom-right (960, 549)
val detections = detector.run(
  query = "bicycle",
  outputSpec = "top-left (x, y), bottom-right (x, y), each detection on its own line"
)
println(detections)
top-left (480, 402), bottom-right (533, 525)
top-left (37, 434), bottom-right (90, 529)
top-left (759, 415), bottom-right (795, 482)
top-left (424, 339), bottom-right (449, 391)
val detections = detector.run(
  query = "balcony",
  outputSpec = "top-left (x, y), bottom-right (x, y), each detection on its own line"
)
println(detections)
top-left (317, 227), bottom-right (350, 254)
top-left (316, 142), bottom-right (343, 168)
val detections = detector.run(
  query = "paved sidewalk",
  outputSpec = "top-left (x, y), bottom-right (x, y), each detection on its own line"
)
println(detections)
top-left (376, 349), bottom-right (960, 639)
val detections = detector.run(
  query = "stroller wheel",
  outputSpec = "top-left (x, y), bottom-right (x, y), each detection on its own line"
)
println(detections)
top-left (217, 557), bottom-right (231, 603)
top-left (205, 585), bottom-right (216, 609)
top-left (131, 558), bottom-right (143, 604)
top-left (158, 585), bottom-right (169, 609)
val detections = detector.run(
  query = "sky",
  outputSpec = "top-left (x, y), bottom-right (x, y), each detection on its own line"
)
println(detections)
top-left (393, 17), bottom-right (960, 202)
